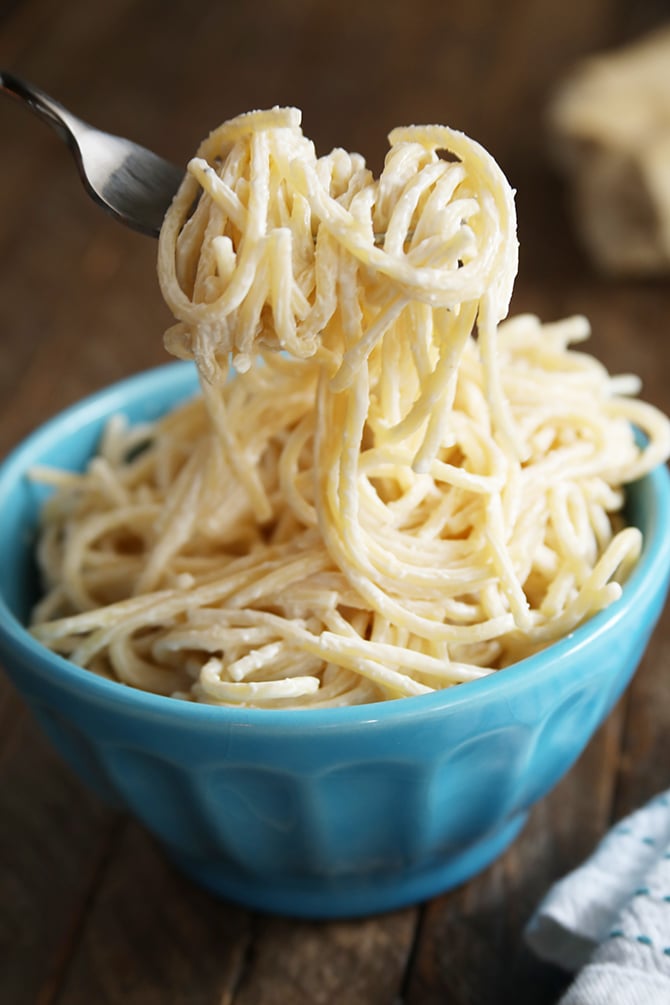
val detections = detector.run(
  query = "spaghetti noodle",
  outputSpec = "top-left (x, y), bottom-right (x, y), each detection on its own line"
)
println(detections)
top-left (30, 108), bottom-right (670, 706)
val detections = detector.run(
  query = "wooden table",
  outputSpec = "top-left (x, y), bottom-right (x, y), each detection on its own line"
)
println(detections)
top-left (2, 1), bottom-right (670, 1002)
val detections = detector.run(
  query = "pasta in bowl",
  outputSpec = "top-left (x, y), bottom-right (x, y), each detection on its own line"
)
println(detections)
top-left (0, 109), bottom-right (669, 916)
top-left (23, 109), bottom-right (670, 707)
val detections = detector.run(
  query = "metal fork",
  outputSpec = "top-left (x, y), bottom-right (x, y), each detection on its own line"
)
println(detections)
top-left (0, 70), bottom-right (184, 236)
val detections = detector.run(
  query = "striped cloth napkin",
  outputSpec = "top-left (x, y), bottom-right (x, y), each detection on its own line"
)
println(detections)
top-left (525, 790), bottom-right (670, 1004)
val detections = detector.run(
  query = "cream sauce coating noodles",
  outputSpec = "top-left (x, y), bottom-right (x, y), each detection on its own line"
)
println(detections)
top-left (30, 108), bottom-right (670, 707)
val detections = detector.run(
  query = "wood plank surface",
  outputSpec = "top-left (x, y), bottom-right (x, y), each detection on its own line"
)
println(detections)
top-left (1, 1), bottom-right (670, 1002)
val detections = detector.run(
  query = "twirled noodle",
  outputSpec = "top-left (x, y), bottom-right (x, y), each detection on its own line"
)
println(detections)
top-left (30, 108), bottom-right (670, 707)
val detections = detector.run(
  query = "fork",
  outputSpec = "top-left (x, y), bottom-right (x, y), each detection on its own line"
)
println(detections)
top-left (0, 70), bottom-right (184, 236)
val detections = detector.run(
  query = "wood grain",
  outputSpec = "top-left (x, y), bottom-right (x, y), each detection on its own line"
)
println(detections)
top-left (1, 1), bottom-right (670, 1002)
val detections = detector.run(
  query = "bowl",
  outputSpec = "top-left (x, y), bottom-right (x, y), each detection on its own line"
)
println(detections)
top-left (1, 361), bottom-right (669, 919)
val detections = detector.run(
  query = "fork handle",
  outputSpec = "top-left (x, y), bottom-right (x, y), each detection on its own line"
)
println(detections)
top-left (0, 69), bottom-right (83, 147)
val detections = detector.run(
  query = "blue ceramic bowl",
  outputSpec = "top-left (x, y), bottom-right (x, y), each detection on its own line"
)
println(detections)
top-left (1, 362), bottom-right (669, 918)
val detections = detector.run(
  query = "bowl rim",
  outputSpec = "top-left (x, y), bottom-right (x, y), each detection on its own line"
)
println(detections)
top-left (0, 360), bottom-right (669, 728)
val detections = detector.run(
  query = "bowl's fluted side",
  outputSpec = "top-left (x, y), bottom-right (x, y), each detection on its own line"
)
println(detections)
top-left (4, 577), bottom-right (662, 917)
